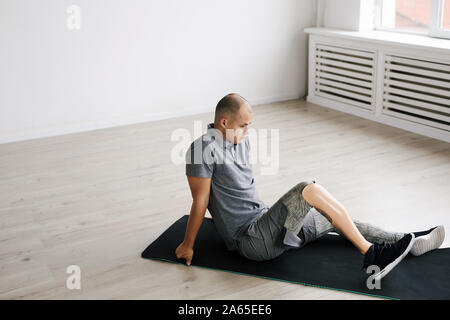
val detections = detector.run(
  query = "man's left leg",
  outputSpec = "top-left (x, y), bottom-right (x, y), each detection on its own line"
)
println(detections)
top-left (303, 208), bottom-right (405, 246)
top-left (301, 181), bottom-right (415, 281)
top-left (301, 189), bottom-right (445, 256)
top-left (301, 182), bottom-right (373, 255)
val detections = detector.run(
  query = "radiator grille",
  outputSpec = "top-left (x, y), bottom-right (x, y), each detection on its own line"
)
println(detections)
top-left (382, 55), bottom-right (450, 131)
top-left (314, 44), bottom-right (376, 111)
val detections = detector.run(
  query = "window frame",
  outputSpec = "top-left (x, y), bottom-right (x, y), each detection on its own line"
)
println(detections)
top-left (375, 0), bottom-right (450, 39)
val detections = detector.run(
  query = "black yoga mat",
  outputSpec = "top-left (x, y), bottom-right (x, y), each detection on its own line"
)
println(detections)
top-left (141, 215), bottom-right (450, 300)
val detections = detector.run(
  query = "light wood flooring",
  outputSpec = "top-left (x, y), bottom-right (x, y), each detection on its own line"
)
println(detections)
top-left (1, 98), bottom-right (449, 299)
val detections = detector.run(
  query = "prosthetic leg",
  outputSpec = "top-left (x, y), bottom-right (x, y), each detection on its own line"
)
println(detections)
top-left (301, 182), bottom-right (372, 255)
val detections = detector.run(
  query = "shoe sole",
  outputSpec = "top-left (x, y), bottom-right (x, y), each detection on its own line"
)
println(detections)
top-left (410, 225), bottom-right (445, 256)
top-left (373, 233), bottom-right (415, 282)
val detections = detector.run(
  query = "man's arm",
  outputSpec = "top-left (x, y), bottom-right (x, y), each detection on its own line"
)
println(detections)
top-left (175, 175), bottom-right (212, 265)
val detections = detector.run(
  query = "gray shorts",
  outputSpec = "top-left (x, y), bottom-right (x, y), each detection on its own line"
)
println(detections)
top-left (236, 180), bottom-right (319, 261)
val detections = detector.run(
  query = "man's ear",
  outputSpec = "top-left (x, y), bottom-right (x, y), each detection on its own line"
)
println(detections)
top-left (218, 118), bottom-right (227, 129)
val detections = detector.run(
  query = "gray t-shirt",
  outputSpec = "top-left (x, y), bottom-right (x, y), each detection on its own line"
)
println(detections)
top-left (185, 122), bottom-right (269, 251)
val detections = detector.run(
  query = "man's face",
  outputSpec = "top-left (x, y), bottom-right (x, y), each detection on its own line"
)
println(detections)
top-left (224, 105), bottom-right (252, 144)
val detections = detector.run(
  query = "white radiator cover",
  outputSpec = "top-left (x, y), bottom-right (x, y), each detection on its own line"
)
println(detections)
top-left (307, 34), bottom-right (450, 143)
top-left (382, 55), bottom-right (450, 132)
top-left (314, 43), bottom-right (376, 112)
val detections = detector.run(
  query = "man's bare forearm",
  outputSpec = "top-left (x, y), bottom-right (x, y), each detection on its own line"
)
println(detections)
top-left (183, 200), bottom-right (208, 247)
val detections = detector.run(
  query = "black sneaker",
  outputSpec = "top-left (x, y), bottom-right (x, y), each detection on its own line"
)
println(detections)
top-left (410, 225), bottom-right (445, 256)
top-left (362, 233), bottom-right (415, 282)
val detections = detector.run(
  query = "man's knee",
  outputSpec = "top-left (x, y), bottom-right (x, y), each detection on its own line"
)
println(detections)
top-left (301, 180), bottom-right (318, 201)
top-left (301, 182), bottom-right (335, 224)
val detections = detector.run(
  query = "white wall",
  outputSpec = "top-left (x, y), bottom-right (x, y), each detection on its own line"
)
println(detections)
top-left (0, 0), bottom-right (317, 144)
top-left (318, 0), bottom-right (376, 31)
top-left (322, 0), bottom-right (362, 30)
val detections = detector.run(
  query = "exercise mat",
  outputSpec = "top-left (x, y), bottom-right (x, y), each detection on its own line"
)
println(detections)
top-left (141, 215), bottom-right (450, 300)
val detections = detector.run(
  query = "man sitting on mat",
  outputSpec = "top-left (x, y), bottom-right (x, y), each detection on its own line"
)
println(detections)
top-left (176, 93), bottom-right (445, 282)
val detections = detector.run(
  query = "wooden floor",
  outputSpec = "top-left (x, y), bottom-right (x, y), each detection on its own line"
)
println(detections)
top-left (1, 98), bottom-right (449, 300)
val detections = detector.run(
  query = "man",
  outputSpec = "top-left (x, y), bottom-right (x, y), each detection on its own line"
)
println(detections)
top-left (176, 93), bottom-right (445, 281)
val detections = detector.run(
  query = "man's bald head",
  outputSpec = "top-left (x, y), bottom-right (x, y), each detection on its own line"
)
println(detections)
top-left (214, 93), bottom-right (252, 125)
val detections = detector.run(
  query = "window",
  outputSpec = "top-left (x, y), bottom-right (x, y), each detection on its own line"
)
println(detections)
top-left (376, 0), bottom-right (450, 39)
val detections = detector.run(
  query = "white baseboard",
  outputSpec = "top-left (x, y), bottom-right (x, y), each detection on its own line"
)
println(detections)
top-left (307, 95), bottom-right (450, 143)
top-left (0, 93), bottom-right (301, 145)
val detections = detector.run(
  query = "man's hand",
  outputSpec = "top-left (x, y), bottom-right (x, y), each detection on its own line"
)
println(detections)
top-left (175, 241), bottom-right (194, 266)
